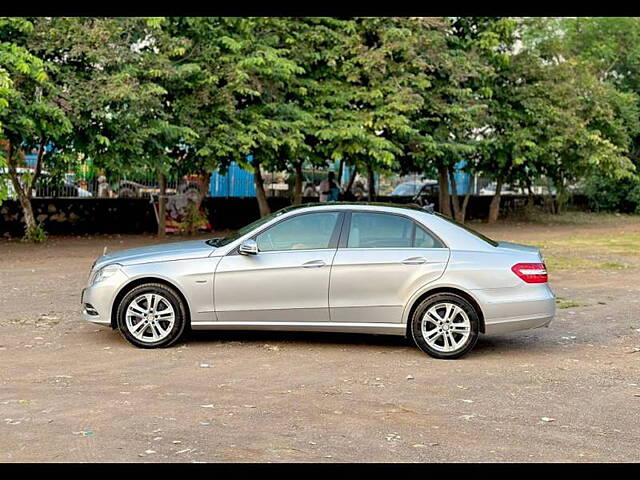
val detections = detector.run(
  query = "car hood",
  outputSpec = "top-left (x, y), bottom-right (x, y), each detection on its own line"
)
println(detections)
top-left (496, 241), bottom-right (543, 261)
top-left (94, 240), bottom-right (214, 269)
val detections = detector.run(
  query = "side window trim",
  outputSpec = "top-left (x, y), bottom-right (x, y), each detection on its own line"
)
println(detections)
top-left (339, 210), bottom-right (448, 249)
top-left (410, 221), bottom-right (417, 247)
top-left (412, 220), bottom-right (447, 249)
top-left (329, 212), bottom-right (347, 249)
top-left (337, 211), bottom-right (352, 249)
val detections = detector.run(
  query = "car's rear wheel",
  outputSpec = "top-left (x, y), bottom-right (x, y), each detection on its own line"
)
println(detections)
top-left (116, 283), bottom-right (187, 348)
top-left (410, 293), bottom-right (479, 359)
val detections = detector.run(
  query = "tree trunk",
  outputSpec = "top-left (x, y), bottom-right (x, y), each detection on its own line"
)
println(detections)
top-left (13, 178), bottom-right (37, 231)
top-left (293, 162), bottom-right (303, 205)
top-left (461, 193), bottom-right (471, 223)
top-left (253, 160), bottom-right (271, 217)
top-left (437, 165), bottom-right (452, 217)
top-left (345, 166), bottom-right (357, 194)
top-left (6, 138), bottom-right (46, 235)
top-left (337, 159), bottom-right (345, 187)
top-left (367, 164), bottom-right (375, 202)
top-left (554, 178), bottom-right (568, 215)
top-left (448, 166), bottom-right (464, 222)
top-left (199, 170), bottom-right (211, 205)
top-left (29, 138), bottom-right (46, 193)
top-left (157, 172), bottom-right (166, 238)
top-left (488, 177), bottom-right (503, 223)
top-left (526, 182), bottom-right (534, 211)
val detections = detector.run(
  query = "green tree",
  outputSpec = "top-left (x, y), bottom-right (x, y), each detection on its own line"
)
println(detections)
top-left (275, 18), bottom-right (357, 204)
top-left (405, 17), bottom-right (514, 221)
top-left (514, 18), bottom-right (640, 215)
top-left (28, 17), bottom-right (200, 236)
top-left (0, 17), bottom-right (72, 241)
top-left (313, 17), bottom-right (434, 202)
top-left (151, 17), bottom-right (311, 217)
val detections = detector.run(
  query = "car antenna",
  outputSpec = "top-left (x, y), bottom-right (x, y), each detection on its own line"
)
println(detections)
top-left (422, 203), bottom-right (435, 214)
top-left (103, 246), bottom-right (108, 256)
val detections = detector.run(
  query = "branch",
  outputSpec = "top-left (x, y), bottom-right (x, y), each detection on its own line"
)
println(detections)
top-left (5, 139), bottom-right (26, 198)
top-left (29, 136), bottom-right (47, 194)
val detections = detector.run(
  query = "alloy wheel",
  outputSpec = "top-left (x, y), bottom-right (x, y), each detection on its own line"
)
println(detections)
top-left (421, 302), bottom-right (471, 353)
top-left (125, 293), bottom-right (176, 343)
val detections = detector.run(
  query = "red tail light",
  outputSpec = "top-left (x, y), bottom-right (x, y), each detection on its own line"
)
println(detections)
top-left (511, 263), bottom-right (548, 283)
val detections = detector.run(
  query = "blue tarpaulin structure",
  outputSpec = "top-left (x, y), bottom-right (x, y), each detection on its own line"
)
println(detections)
top-left (451, 160), bottom-right (473, 195)
top-left (208, 156), bottom-right (473, 197)
top-left (209, 157), bottom-right (256, 197)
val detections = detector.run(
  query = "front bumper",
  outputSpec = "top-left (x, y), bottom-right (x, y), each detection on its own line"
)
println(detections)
top-left (81, 269), bottom-right (128, 327)
top-left (476, 283), bottom-right (556, 335)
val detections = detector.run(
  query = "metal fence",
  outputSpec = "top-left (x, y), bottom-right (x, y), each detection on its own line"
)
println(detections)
top-left (2, 165), bottom-right (525, 200)
top-left (1, 171), bottom-right (186, 199)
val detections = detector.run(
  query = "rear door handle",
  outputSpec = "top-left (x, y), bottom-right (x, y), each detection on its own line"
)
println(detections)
top-left (302, 260), bottom-right (326, 268)
top-left (402, 256), bottom-right (427, 265)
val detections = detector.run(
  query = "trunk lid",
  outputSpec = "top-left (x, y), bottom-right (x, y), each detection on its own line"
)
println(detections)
top-left (496, 240), bottom-right (544, 262)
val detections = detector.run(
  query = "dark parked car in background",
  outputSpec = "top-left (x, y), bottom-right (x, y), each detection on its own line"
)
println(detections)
top-left (391, 180), bottom-right (439, 200)
top-left (390, 181), bottom-right (426, 197)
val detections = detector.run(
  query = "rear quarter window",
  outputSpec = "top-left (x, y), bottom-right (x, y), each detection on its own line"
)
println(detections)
top-left (433, 213), bottom-right (498, 247)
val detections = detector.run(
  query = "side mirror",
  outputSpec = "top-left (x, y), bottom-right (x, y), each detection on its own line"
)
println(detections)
top-left (239, 239), bottom-right (258, 255)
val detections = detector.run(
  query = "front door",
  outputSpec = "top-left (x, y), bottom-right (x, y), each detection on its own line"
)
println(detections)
top-left (214, 211), bottom-right (344, 322)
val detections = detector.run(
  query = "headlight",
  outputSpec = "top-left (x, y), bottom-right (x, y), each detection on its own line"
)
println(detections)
top-left (91, 264), bottom-right (121, 285)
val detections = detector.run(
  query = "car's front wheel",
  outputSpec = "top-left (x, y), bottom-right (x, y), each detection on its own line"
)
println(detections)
top-left (410, 293), bottom-right (479, 359)
top-left (116, 283), bottom-right (187, 348)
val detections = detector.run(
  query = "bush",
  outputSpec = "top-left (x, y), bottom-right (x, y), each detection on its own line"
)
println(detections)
top-left (23, 223), bottom-right (48, 243)
top-left (582, 174), bottom-right (640, 214)
top-left (184, 200), bottom-right (208, 235)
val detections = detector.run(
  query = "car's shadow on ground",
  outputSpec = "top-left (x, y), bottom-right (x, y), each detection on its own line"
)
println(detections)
top-left (186, 329), bottom-right (413, 348)
top-left (184, 329), bottom-right (549, 357)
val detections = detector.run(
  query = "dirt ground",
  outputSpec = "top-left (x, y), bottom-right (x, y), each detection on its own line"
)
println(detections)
top-left (1, 213), bottom-right (639, 463)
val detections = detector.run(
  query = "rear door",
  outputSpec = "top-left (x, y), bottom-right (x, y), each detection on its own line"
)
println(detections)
top-left (329, 211), bottom-right (450, 323)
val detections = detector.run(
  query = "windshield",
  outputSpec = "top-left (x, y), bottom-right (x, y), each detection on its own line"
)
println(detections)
top-left (434, 212), bottom-right (499, 247)
top-left (206, 207), bottom-right (292, 247)
top-left (392, 183), bottom-right (421, 196)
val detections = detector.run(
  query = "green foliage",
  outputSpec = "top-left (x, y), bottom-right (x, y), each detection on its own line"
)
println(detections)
top-left (312, 18), bottom-right (433, 176)
top-left (523, 17), bottom-right (640, 211)
top-left (183, 200), bottom-right (208, 235)
top-left (2, 16), bottom-right (640, 229)
top-left (22, 222), bottom-right (47, 243)
top-left (583, 174), bottom-right (640, 214)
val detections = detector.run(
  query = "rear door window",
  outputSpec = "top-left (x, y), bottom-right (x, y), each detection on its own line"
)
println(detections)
top-left (346, 212), bottom-right (445, 249)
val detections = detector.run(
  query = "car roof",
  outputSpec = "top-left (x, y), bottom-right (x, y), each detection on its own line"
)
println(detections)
top-left (278, 202), bottom-right (431, 215)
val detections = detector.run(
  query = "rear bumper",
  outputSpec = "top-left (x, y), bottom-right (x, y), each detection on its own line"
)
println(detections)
top-left (484, 312), bottom-right (554, 335)
top-left (474, 283), bottom-right (556, 335)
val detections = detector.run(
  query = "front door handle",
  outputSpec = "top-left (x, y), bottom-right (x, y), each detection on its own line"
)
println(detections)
top-left (402, 256), bottom-right (427, 265)
top-left (302, 259), bottom-right (326, 268)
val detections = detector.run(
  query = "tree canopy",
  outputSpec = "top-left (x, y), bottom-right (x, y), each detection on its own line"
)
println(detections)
top-left (2, 16), bottom-right (640, 240)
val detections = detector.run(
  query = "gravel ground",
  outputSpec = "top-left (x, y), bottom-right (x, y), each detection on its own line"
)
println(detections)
top-left (1, 217), bottom-right (639, 462)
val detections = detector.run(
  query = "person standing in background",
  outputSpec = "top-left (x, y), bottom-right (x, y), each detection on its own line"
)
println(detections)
top-left (319, 171), bottom-right (340, 202)
top-left (97, 175), bottom-right (111, 197)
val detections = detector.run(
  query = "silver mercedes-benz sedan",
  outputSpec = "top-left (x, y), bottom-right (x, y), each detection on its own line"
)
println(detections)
top-left (81, 203), bottom-right (555, 359)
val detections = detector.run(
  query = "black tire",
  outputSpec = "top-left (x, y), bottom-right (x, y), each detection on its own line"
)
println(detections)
top-left (116, 283), bottom-right (188, 349)
top-left (410, 293), bottom-right (479, 359)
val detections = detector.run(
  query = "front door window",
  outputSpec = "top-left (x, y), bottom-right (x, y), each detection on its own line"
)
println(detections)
top-left (256, 212), bottom-right (341, 252)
